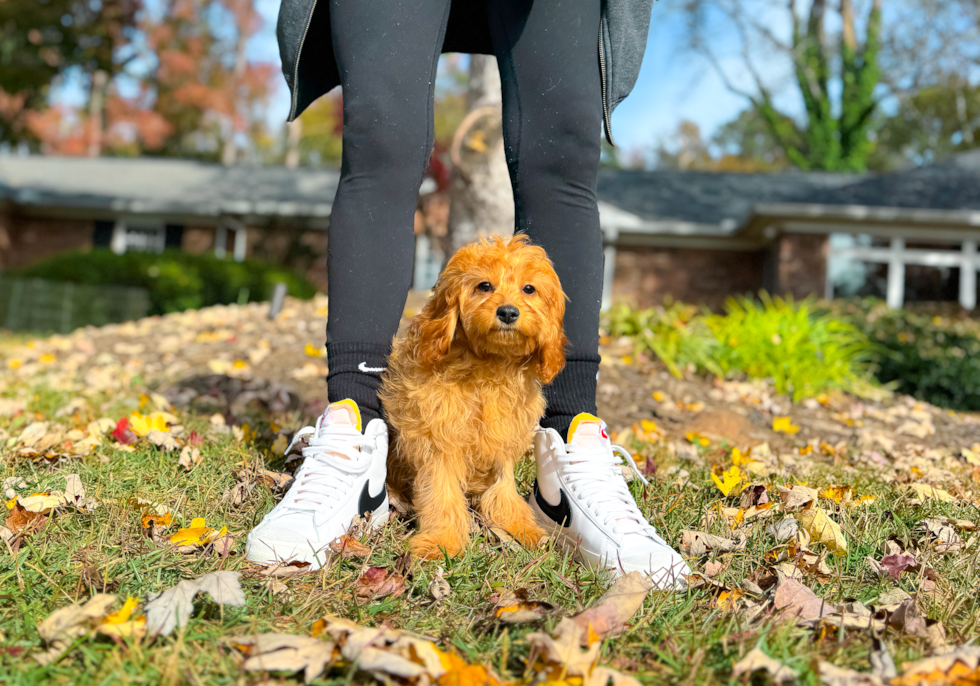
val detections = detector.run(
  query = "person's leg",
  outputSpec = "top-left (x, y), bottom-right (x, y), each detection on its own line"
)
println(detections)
top-left (486, 0), bottom-right (604, 439)
top-left (325, 0), bottom-right (453, 422)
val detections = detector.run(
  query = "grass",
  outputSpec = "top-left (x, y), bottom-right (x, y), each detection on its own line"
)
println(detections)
top-left (3, 380), bottom-right (980, 685)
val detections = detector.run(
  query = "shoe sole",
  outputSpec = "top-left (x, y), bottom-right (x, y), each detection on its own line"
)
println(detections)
top-left (245, 501), bottom-right (390, 571)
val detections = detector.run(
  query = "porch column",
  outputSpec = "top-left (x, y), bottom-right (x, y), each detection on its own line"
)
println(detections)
top-left (961, 241), bottom-right (977, 310)
top-left (886, 238), bottom-right (905, 309)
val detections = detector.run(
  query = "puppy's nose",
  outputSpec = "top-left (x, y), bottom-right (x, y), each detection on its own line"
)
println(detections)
top-left (496, 305), bottom-right (520, 325)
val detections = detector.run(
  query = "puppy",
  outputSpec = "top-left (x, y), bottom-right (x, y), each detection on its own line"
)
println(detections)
top-left (380, 235), bottom-right (567, 559)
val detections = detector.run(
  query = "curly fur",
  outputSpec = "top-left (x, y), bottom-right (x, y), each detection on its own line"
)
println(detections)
top-left (380, 235), bottom-right (568, 559)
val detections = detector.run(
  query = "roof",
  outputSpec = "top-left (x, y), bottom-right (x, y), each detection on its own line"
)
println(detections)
top-left (0, 156), bottom-right (340, 223)
top-left (3, 151), bottom-right (980, 241)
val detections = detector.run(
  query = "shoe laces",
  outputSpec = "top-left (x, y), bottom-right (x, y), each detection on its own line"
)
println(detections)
top-left (556, 436), bottom-right (661, 538)
top-left (276, 416), bottom-right (373, 513)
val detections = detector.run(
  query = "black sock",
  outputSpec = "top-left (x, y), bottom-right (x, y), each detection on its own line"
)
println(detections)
top-left (541, 355), bottom-right (601, 440)
top-left (326, 342), bottom-right (390, 425)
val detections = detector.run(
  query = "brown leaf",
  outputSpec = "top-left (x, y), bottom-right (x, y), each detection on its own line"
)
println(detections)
top-left (571, 571), bottom-right (652, 644)
top-left (5, 501), bottom-right (47, 535)
top-left (232, 633), bottom-right (337, 682)
top-left (732, 648), bottom-right (796, 684)
top-left (258, 469), bottom-right (294, 492)
top-left (680, 530), bottom-right (744, 557)
top-left (773, 575), bottom-right (838, 623)
top-left (891, 645), bottom-right (980, 686)
top-left (880, 553), bottom-right (918, 581)
top-left (494, 588), bottom-right (555, 624)
top-left (355, 567), bottom-right (406, 601)
top-left (428, 566), bottom-right (451, 602)
top-left (328, 535), bottom-right (371, 559)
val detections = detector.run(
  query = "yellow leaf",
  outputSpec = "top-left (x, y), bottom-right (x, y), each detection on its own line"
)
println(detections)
top-left (795, 507), bottom-right (847, 555)
top-left (103, 597), bottom-right (138, 625)
top-left (169, 517), bottom-right (225, 547)
top-left (304, 343), bottom-right (325, 358)
top-left (19, 492), bottom-right (67, 514)
top-left (129, 412), bottom-right (168, 437)
top-left (39, 353), bottom-right (56, 364)
top-left (711, 466), bottom-right (743, 497)
top-left (652, 391), bottom-right (665, 402)
top-left (716, 588), bottom-right (744, 611)
top-left (908, 483), bottom-right (957, 503)
top-left (772, 417), bottom-right (800, 434)
top-left (819, 485), bottom-right (853, 504)
top-left (640, 419), bottom-right (658, 434)
top-left (7, 358), bottom-right (22, 369)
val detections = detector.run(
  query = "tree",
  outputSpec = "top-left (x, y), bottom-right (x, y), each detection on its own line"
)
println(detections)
top-left (0, 0), bottom-right (138, 146)
top-left (446, 55), bottom-right (514, 253)
top-left (652, 116), bottom-right (789, 172)
top-left (872, 76), bottom-right (980, 169)
top-left (676, 0), bottom-right (882, 171)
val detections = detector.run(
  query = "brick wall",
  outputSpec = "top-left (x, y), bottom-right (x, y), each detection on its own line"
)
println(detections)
top-left (0, 214), bottom-right (93, 270)
top-left (612, 246), bottom-right (766, 310)
top-left (772, 233), bottom-right (827, 300)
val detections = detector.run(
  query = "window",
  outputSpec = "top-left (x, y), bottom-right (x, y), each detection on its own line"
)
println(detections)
top-left (827, 234), bottom-right (979, 309)
top-left (110, 221), bottom-right (166, 254)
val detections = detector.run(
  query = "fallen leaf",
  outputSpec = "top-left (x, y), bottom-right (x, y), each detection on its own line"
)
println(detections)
top-left (168, 517), bottom-right (226, 550)
top-left (908, 483), bottom-right (957, 504)
top-left (778, 484), bottom-right (820, 509)
top-left (773, 416), bottom-right (800, 434)
top-left (355, 567), bottom-right (407, 601)
top-left (891, 645), bottom-right (980, 686)
top-left (494, 588), bottom-right (555, 624)
top-left (328, 535), bottom-right (371, 558)
top-left (144, 571), bottom-right (245, 637)
top-left (711, 465), bottom-right (743, 497)
top-left (258, 469), bottom-right (294, 492)
top-left (680, 530), bottom-right (745, 556)
top-left (795, 507), bottom-right (847, 555)
top-left (129, 412), bottom-right (169, 437)
top-left (880, 553), bottom-right (918, 581)
top-left (571, 571), bottom-right (652, 644)
top-left (112, 418), bottom-right (137, 445)
top-left (148, 431), bottom-right (180, 451)
top-left (773, 575), bottom-right (838, 623)
top-left (232, 633), bottom-right (337, 682)
top-left (5, 500), bottom-right (47, 535)
top-left (428, 566), bottom-right (451, 602)
top-left (818, 662), bottom-right (884, 686)
top-left (732, 647), bottom-right (796, 684)
top-left (178, 446), bottom-right (202, 470)
top-left (35, 594), bottom-right (118, 665)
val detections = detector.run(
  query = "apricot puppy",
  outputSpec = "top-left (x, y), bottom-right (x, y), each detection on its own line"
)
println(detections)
top-left (381, 235), bottom-right (567, 559)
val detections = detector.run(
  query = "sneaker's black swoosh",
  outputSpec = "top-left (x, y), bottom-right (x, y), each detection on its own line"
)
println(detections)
top-left (358, 480), bottom-right (387, 516)
top-left (533, 479), bottom-right (572, 528)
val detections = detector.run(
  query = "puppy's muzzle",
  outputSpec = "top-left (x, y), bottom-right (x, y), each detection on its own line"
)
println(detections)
top-left (496, 305), bottom-right (520, 325)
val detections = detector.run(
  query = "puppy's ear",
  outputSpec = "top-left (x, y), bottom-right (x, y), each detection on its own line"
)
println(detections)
top-left (536, 326), bottom-right (568, 384)
top-left (412, 278), bottom-right (459, 365)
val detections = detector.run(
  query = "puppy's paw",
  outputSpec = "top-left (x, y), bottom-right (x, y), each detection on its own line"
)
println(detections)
top-left (410, 532), bottom-right (466, 560)
top-left (509, 522), bottom-right (548, 550)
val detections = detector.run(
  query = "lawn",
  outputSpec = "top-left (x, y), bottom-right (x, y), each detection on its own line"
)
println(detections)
top-left (1, 298), bottom-right (979, 685)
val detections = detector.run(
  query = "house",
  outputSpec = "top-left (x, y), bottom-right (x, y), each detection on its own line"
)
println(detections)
top-left (2, 152), bottom-right (979, 311)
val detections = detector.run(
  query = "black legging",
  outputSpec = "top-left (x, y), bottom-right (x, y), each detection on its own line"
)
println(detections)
top-left (325, 0), bottom-right (604, 436)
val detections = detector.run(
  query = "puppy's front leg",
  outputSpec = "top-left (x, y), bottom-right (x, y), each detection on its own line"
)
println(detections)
top-left (479, 460), bottom-right (546, 549)
top-left (411, 457), bottom-right (470, 559)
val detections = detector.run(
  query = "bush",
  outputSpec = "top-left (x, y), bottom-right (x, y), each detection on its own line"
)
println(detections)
top-left (603, 293), bottom-right (876, 402)
top-left (12, 249), bottom-right (316, 316)
top-left (706, 294), bottom-right (875, 401)
top-left (834, 299), bottom-right (980, 411)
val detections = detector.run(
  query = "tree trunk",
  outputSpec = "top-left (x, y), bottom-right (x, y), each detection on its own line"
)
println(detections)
top-left (446, 55), bottom-right (514, 254)
top-left (87, 70), bottom-right (108, 158)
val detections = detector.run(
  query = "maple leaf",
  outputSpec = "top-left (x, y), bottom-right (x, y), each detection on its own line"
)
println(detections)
top-left (129, 412), bottom-right (168, 437)
top-left (112, 418), bottom-right (138, 445)
top-left (168, 517), bottom-right (227, 549)
top-left (570, 572), bottom-right (652, 644)
top-left (233, 633), bottom-right (337, 682)
top-left (355, 566), bottom-right (407, 601)
top-left (711, 465), bottom-right (743, 497)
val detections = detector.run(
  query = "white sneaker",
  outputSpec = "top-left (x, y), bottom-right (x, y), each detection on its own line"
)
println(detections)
top-left (245, 399), bottom-right (389, 569)
top-left (528, 413), bottom-right (690, 589)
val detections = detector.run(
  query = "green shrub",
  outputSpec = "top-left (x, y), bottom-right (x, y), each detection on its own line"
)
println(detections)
top-left (706, 294), bottom-right (875, 401)
top-left (12, 249), bottom-right (316, 316)
top-left (603, 293), bottom-right (876, 402)
top-left (604, 301), bottom-right (722, 378)
top-left (834, 299), bottom-right (980, 411)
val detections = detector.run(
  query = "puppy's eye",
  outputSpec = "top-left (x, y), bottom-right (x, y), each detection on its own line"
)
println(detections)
top-left (523, 285), bottom-right (536, 295)
top-left (477, 282), bottom-right (494, 293)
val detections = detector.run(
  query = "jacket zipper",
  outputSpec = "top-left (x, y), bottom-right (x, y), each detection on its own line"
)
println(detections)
top-left (598, 19), bottom-right (615, 146)
top-left (288, 0), bottom-right (320, 122)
